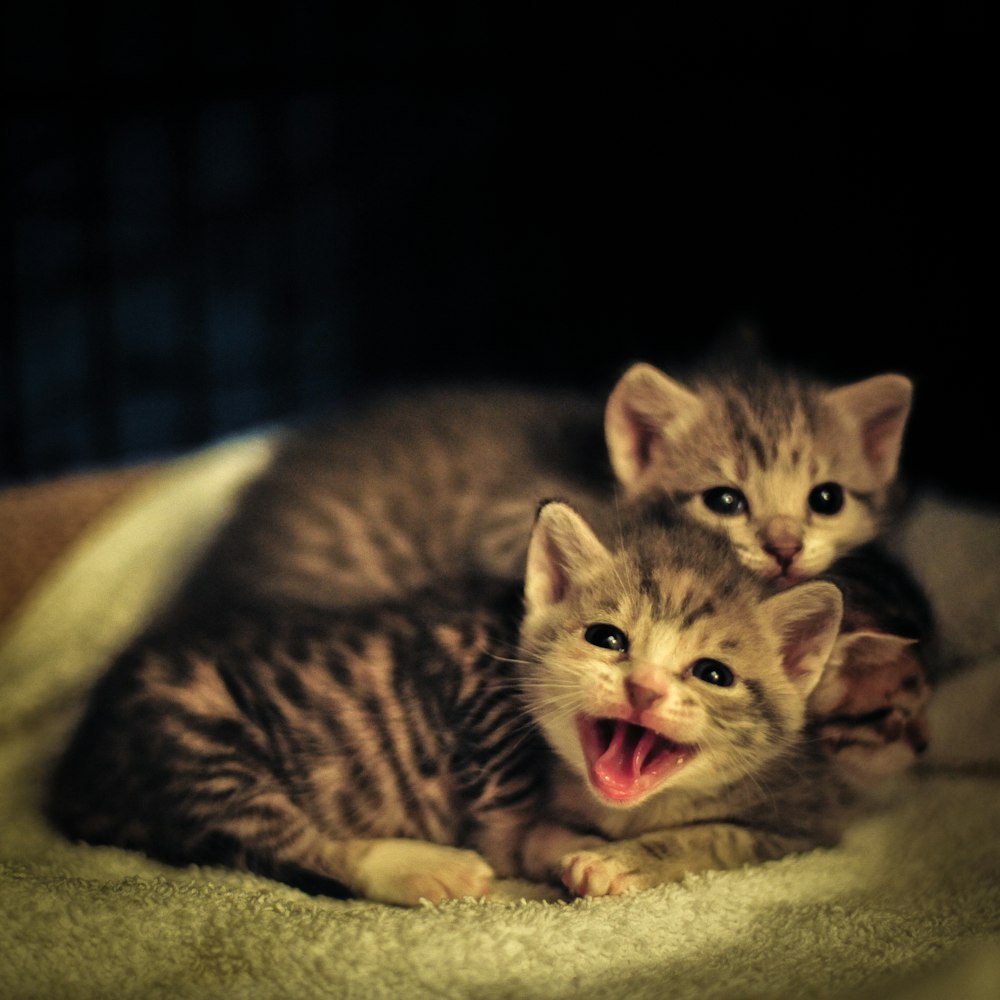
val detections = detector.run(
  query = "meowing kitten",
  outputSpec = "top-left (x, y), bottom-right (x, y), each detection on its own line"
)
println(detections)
top-left (47, 501), bottom-right (851, 904)
top-left (515, 499), bottom-right (852, 896)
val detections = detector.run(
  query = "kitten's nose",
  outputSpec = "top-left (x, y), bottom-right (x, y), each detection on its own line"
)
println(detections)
top-left (760, 516), bottom-right (803, 568)
top-left (626, 665), bottom-right (681, 712)
top-left (626, 678), bottom-right (661, 712)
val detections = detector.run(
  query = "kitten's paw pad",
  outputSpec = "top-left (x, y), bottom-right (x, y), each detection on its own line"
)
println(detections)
top-left (560, 850), bottom-right (642, 897)
top-left (358, 841), bottom-right (494, 906)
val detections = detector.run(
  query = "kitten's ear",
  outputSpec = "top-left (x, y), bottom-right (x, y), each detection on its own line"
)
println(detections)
top-left (605, 363), bottom-right (704, 492)
top-left (810, 630), bottom-right (921, 716)
top-left (763, 581), bottom-right (844, 698)
top-left (825, 374), bottom-right (913, 486)
top-left (525, 501), bottom-right (611, 609)
top-left (829, 629), bottom-right (917, 668)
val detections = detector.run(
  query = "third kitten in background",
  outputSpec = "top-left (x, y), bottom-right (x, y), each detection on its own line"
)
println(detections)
top-left (813, 541), bottom-right (937, 784)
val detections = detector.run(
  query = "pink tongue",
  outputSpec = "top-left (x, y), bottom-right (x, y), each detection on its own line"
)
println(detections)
top-left (593, 720), bottom-right (665, 791)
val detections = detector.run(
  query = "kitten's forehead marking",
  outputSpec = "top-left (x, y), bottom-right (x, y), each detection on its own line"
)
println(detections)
top-left (680, 599), bottom-right (716, 631)
top-left (712, 377), bottom-right (824, 480)
top-left (731, 431), bottom-right (835, 520)
top-left (626, 557), bottom-right (753, 641)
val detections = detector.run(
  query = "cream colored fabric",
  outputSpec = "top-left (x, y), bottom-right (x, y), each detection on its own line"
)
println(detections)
top-left (2, 438), bottom-right (999, 1000)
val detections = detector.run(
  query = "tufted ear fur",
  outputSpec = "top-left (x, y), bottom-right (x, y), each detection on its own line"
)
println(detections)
top-left (825, 374), bottom-right (913, 486)
top-left (524, 501), bottom-right (611, 611)
top-left (604, 364), bottom-right (704, 493)
top-left (761, 581), bottom-right (844, 698)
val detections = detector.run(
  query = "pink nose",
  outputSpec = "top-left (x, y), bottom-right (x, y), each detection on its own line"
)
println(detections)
top-left (626, 664), bottom-right (674, 711)
top-left (764, 540), bottom-right (802, 563)
top-left (761, 518), bottom-right (803, 568)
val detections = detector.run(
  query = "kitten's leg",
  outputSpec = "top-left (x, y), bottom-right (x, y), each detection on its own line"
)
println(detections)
top-left (558, 825), bottom-right (817, 897)
top-left (468, 808), bottom-right (536, 878)
top-left (518, 820), bottom-right (607, 884)
top-left (243, 817), bottom-right (494, 905)
top-left (313, 837), bottom-right (496, 906)
top-left (193, 792), bottom-right (494, 906)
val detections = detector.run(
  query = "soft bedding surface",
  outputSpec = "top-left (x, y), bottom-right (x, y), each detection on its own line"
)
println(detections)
top-left (2, 434), bottom-right (999, 1000)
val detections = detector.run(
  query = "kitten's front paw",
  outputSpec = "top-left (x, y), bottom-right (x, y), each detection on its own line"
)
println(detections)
top-left (560, 849), bottom-right (645, 897)
top-left (357, 840), bottom-right (495, 906)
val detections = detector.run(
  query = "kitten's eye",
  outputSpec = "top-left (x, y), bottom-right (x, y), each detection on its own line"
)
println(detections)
top-left (702, 487), bottom-right (749, 517)
top-left (584, 624), bottom-right (629, 652)
top-left (690, 659), bottom-right (735, 687)
top-left (808, 482), bottom-right (845, 515)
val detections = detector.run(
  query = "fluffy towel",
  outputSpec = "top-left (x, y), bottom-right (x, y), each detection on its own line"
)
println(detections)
top-left (2, 434), bottom-right (999, 1000)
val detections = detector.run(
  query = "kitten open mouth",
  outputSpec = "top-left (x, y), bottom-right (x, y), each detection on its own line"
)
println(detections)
top-left (577, 716), bottom-right (697, 805)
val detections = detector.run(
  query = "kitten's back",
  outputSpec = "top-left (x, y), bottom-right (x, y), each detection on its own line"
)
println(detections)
top-left (182, 385), bottom-right (611, 610)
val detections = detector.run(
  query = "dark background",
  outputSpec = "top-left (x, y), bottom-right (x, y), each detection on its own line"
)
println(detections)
top-left (2, 4), bottom-right (991, 502)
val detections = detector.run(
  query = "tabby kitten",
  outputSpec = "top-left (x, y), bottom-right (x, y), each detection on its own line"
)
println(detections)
top-left (603, 359), bottom-right (913, 584)
top-left (515, 499), bottom-right (852, 896)
top-left (48, 501), bottom-right (850, 904)
top-left (179, 357), bottom-right (913, 610)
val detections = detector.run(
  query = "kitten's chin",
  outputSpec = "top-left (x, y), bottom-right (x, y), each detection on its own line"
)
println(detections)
top-left (577, 715), bottom-right (697, 807)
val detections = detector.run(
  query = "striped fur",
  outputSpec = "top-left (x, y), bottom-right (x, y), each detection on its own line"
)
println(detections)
top-left (47, 583), bottom-right (550, 906)
top-left (180, 387), bottom-right (613, 611)
top-left (179, 358), bottom-right (911, 609)
top-left (605, 360), bottom-right (913, 583)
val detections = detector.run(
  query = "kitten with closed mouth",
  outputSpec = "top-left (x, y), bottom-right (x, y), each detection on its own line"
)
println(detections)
top-left (171, 350), bottom-right (928, 785)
